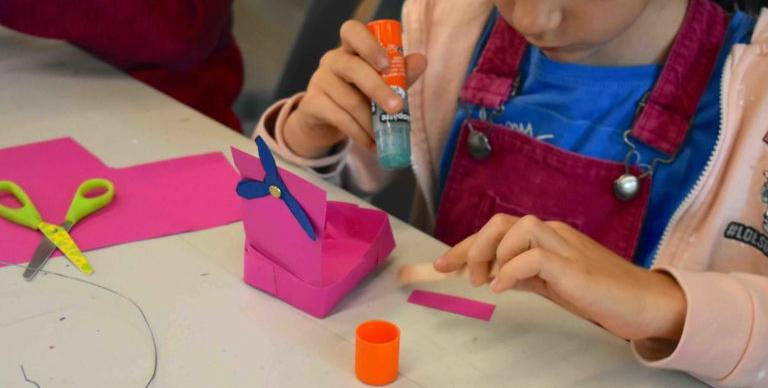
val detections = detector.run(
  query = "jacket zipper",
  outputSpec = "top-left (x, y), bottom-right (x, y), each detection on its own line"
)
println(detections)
top-left (650, 54), bottom-right (733, 268)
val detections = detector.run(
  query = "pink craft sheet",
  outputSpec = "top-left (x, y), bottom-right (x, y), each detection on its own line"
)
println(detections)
top-left (408, 290), bottom-right (496, 321)
top-left (0, 137), bottom-right (241, 265)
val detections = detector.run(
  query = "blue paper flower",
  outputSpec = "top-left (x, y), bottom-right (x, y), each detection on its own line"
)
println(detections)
top-left (236, 137), bottom-right (317, 241)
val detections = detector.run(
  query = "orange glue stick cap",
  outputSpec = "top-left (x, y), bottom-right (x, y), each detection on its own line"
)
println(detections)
top-left (355, 320), bottom-right (400, 385)
top-left (367, 20), bottom-right (406, 89)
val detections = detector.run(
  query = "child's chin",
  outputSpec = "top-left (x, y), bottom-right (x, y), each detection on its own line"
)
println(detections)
top-left (539, 47), bottom-right (593, 64)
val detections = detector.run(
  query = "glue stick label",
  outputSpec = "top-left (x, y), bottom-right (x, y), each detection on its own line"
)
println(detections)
top-left (373, 86), bottom-right (410, 124)
top-left (381, 44), bottom-right (406, 88)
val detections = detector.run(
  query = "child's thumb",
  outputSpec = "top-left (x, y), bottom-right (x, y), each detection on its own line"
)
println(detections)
top-left (405, 53), bottom-right (428, 87)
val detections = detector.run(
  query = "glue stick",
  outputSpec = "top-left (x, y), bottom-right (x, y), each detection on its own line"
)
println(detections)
top-left (367, 20), bottom-right (411, 169)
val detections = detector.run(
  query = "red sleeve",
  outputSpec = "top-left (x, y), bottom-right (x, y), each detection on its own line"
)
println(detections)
top-left (0, 0), bottom-right (233, 68)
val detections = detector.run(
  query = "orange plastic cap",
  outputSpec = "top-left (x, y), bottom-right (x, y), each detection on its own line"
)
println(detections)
top-left (355, 320), bottom-right (400, 385)
top-left (367, 20), bottom-right (406, 88)
top-left (367, 19), bottom-right (402, 46)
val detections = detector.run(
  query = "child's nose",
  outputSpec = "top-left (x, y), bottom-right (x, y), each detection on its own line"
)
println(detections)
top-left (509, 0), bottom-right (562, 38)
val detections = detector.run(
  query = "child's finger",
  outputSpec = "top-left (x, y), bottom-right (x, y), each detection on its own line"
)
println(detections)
top-left (466, 214), bottom-right (517, 285)
top-left (339, 20), bottom-right (390, 71)
top-left (491, 248), bottom-right (569, 294)
top-left (301, 90), bottom-right (374, 151)
top-left (433, 233), bottom-right (476, 273)
top-left (495, 215), bottom-right (575, 271)
top-left (405, 53), bottom-right (428, 87)
top-left (318, 71), bottom-right (375, 140)
top-left (326, 52), bottom-right (402, 114)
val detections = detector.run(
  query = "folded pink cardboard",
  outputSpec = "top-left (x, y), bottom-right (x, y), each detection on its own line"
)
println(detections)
top-left (0, 138), bottom-right (241, 264)
top-left (232, 146), bottom-right (395, 318)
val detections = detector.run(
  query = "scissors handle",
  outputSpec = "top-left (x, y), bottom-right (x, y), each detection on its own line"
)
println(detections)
top-left (64, 179), bottom-right (115, 226)
top-left (0, 181), bottom-right (43, 229)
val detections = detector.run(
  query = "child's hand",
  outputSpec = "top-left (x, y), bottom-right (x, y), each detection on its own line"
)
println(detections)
top-left (434, 214), bottom-right (687, 341)
top-left (283, 20), bottom-right (427, 159)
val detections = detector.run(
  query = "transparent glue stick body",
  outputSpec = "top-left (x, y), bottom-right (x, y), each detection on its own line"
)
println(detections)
top-left (367, 20), bottom-right (411, 169)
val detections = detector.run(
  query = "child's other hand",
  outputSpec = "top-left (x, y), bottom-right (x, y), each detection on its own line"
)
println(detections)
top-left (284, 20), bottom-right (427, 159)
top-left (433, 214), bottom-right (687, 342)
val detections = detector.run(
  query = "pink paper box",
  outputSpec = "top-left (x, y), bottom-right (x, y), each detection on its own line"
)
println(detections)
top-left (232, 146), bottom-right (395, 318)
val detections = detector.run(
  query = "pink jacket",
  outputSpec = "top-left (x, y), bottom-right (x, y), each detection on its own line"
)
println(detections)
top-left (256, 2), bottom-right (768, 386)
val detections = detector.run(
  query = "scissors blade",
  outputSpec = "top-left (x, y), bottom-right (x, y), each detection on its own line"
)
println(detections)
top-left (23, 221), bottom-right (74, 281)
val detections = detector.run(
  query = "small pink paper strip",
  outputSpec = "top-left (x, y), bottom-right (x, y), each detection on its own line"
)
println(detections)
top-left (407, 290), bottom-right (495, 321)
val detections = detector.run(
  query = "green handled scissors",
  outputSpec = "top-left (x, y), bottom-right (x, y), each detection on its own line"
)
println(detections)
top-left (0, 179), bottom-right (115, 280)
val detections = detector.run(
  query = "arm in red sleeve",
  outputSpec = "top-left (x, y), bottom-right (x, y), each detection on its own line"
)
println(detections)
top-left (0, 0), bottom-right (233, 68)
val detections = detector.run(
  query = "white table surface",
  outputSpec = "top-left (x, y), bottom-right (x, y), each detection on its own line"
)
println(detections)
top-left (0, 27), bottom-right (704, 388)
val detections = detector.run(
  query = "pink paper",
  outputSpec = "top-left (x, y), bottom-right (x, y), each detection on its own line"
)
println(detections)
top-left (233, 146), bottom-right (396, 318)
top-left (407, 290), bottom-right (496, 321)
top-left (0, 138), bottom-right (241, 264)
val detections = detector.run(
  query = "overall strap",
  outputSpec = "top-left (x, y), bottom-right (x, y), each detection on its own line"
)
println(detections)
top-left (631, 0), bottom-right (729, 155)
top-left (458, 15), bottom-right (527, 110)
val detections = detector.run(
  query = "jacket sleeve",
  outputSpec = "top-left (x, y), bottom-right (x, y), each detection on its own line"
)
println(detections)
top-left (0, 0), bottom-right (233, 68)
top-left (632, 268), bottom-right (768, 387)
top-left (253, 93), bottom-right (398, 197)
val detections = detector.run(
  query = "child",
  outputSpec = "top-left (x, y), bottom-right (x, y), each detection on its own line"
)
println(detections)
top-left (0, 0), bottom-right (243, 131)
top-left (256, 0), bottom-right (768, 385)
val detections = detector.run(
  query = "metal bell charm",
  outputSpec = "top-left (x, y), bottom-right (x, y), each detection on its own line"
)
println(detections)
top-left (613, 173), bottom-right (639, 202)
top-left (468, 129), bottom-right (492, 160)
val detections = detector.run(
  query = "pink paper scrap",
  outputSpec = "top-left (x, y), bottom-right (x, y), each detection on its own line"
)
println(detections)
top-left (0, 137), bottom-right (241, 265)
top-left (407, 290), bottom-right (496, 321)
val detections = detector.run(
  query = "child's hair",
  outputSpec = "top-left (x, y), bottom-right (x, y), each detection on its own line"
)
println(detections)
top-left (715, 0), bottom-right (766, 14)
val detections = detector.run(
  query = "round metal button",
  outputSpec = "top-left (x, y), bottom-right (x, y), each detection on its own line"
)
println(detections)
top-left (613, 173), bottom-right (639, 202)
top-left (269, 185), bottom-right (282, 199)
top-left (468, 130), bottom-right (492, 160)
